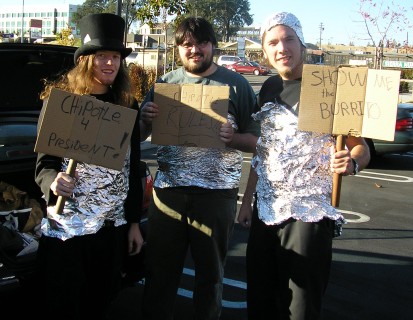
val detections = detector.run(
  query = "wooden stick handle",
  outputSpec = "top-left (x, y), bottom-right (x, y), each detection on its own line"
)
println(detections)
top-left (332, 135), bottom-right (345, 208)
top-left (55, 159), bottom-right (78, 215)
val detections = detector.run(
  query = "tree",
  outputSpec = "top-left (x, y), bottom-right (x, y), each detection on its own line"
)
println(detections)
top-left (134, 0), bottom-right (188, 26)
top-left (187, 0), bottom-right (253, 42)
top-left (56, 24), bottom-right (78, 46)
top-left (71, 0), bottom-right (144, 41)
top-left (131, 0), bottom-right (189, 75)
top-left (71, 0), bottom-right (118, 26)
top-left (357, 0), bottom-right (412, 68)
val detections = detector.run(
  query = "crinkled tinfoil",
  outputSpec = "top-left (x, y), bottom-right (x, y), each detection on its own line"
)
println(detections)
top-left (252, 102), bottom-right (344, 230)
top-left (154, 113), bottom-right (243, 189)
top-left (41, 149), bottom-right (130, 241)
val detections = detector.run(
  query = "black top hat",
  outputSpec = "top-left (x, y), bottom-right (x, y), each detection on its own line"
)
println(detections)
top-left (74, 13), bottom-right (132, 63)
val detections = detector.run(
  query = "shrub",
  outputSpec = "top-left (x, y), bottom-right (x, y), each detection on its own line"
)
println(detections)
top-left (399, 81), bottom-right (410, 93)
top-left (128, 64), bottom-right (157, 103)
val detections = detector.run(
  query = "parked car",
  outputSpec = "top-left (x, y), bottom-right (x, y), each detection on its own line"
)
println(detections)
top-left (250, 61), bottom-right (271, 74)
top-left (216, 55), bottom-right (241, 67)
top-left (365, 102), bottom-right (413, 157)
top-left (226, 60), bottom-right (270, 76)
top-left (0, 43), bottom-right (76, 179)
top-left (0, 42), bottom-right (75, 306)
top-left (0, 43), bottom-right (152, 302)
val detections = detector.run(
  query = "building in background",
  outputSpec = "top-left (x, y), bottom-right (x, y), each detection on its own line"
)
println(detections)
top-left (1, 4), bottom-right (411, 71)
top-left (125, 22), bottom-right (175, 70)
top-left (0, 4), bottom-right (79, 42)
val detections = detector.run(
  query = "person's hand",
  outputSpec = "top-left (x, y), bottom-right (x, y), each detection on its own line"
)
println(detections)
top-left (220, 122), bottom-right (234, 144)
top-left (141, 102), bottom-right (159, 126)
top-left (128, 222), bottom-right (144, 256)
top-left (237, 200), bottom-right (253, 228)
top-left (330, 146), bottom-right (353, 175)
top-left (50, 172), bottom-right (77, 197)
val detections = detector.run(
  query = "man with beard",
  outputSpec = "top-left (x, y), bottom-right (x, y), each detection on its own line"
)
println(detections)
top-left (139, 17), bottom-right (259, 320)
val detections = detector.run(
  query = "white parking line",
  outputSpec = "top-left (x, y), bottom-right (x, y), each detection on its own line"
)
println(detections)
top-left (338, 209), bottom-right (371, 223)
top-left (353, 170), bottom-right (413, 182)
top-left (174, 208), bottom-right (371, 309)
top-left (178, 268), bottom-right (247, 309)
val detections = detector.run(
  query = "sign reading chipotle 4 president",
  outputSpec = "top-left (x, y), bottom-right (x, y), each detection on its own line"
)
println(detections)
top-left (298, 64), bottom-right (401, 141)
top-left (152, 83), bottom-right (229, 149)
top-left (35, 88), bottom-right (138, 171)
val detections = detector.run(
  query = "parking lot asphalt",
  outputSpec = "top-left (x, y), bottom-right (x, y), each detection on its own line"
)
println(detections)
top-left (83, 82), bottom-right (413, 318)
top-left (3, 76), bottom-right (412, 320)
top-left (108, 222), bottom-right (413, 320)
top-left (114, 84), bottom-right (413, 319)
top-left (107, 147), bottom-right (413, 320)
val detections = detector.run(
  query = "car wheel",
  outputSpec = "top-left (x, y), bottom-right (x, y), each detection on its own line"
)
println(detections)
top-left (253, 69), bottom-right (260, 76)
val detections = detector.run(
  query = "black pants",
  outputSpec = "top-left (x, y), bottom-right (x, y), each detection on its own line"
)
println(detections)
top-left (36, 224), bottom-right (127, 320)
top-left (246, 203), bottom-right (334, 320)
top-left (142, 186), bottom-right (238, 320)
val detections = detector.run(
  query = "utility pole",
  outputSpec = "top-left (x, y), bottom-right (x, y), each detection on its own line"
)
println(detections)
top-left (319, 22), bottom-right (324, 63)
top-left (116, 0), bottom-right (122, 16)
top-left (124, 0), bottom-right (135, 46)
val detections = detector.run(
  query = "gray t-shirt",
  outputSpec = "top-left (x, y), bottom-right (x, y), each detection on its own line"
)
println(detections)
top-left (142, 66), bottom-right (259, 189)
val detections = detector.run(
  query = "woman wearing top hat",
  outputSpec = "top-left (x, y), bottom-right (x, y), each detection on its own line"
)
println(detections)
top-left (34, 13), bottom-right (144, 320)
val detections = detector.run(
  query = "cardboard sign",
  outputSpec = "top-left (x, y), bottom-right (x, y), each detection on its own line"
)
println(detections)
top-left (298, 65), bottom-right (400, 141)
top-left (35, 88), bottom-right (138, 171)
top-left (152, 83), bottom-right (229, 148)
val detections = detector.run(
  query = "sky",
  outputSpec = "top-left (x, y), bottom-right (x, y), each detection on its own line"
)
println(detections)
top-left (2, 0), bottom-right (413, 46)
top-left (248, 0), bottom-right (413, 46)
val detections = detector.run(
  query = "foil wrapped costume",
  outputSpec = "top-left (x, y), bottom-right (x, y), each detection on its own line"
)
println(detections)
top-left (252, 101), bottom-right (344, 226)
top-left (154, 109), bottom-right (243, 190)
top-left (42, 150), bottom-right (130, 241)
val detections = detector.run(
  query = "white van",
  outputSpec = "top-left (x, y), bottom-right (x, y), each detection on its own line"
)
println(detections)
top-left (216, 55), bottom-right (241, 67)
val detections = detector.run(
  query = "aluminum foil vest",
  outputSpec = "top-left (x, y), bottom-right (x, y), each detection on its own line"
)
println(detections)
top-left (252, 102), bottom-right (344, 226)
top-left (41, 149), bottom-right (130, 240)
top-left (154, 114), bottom-right (243, 189)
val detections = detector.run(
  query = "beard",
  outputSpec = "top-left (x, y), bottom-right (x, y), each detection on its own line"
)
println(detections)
top-left (278, 67), bottom-right (293, 79)
top-left (183, 53), bottom-right (213, 74)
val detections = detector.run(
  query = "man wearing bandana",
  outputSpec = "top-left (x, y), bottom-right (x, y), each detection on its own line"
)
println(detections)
top-left (238, 12), bottom-right (371, 320)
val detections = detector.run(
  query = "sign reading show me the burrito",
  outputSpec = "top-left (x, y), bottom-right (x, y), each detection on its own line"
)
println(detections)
top-left (298, 65), bottom-right (400, 141)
